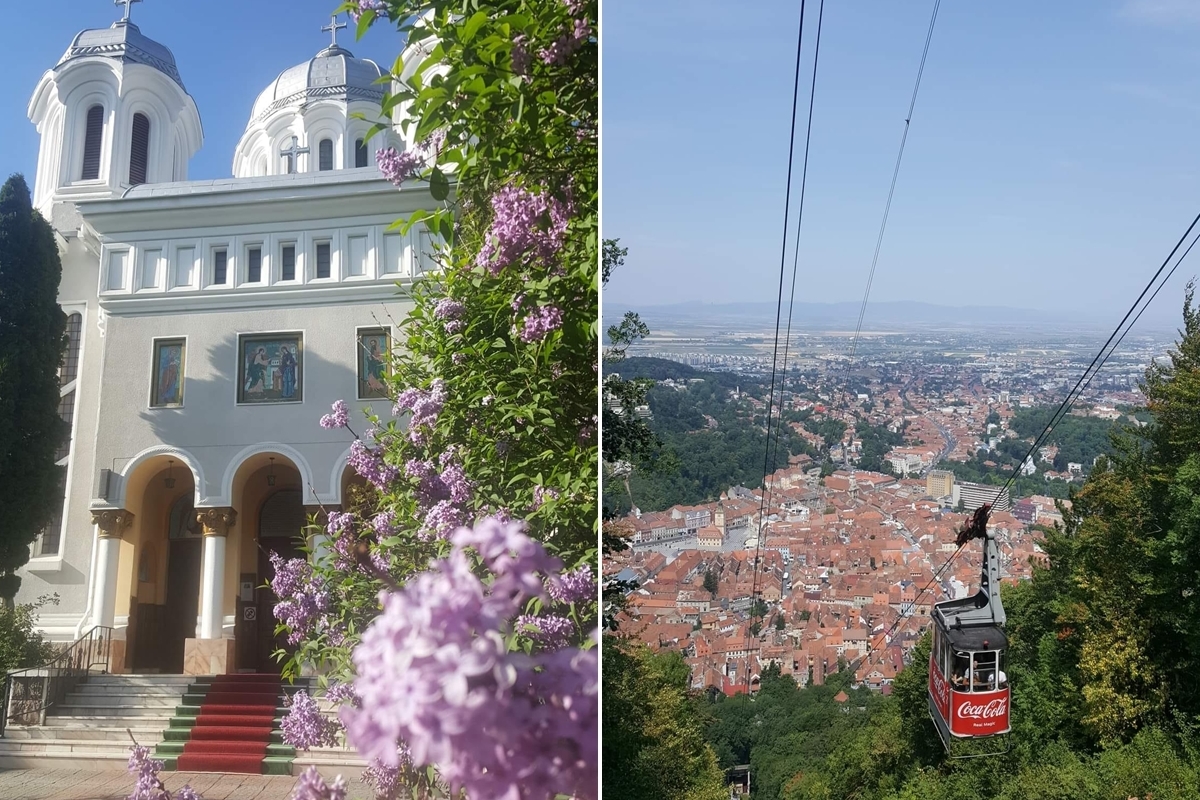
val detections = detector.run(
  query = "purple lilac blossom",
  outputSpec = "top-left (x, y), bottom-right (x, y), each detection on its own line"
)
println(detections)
top-left (393, 380), bottom-right (446, 444)
top-left (517, 613), bottom-right (575, 650)
top-left (452, 352), bottom-right (466, 366)
top-left (175, 787), bottom-right (202, 800)
top-left (371, 510), bottom-right (398, 537)
top-left (319, 400), bottom-right (349, 429)
top-left (512, 34), bottom-right (531, 76)
top-left (475, 187), bottom-right (573, 274)
top-left (376, 147), bottom-right (423, 188)
top-left (511, 292), bottom-right (526, 312)
top-left (443, 319), bottom-right (465, 335)
top-left (531, 485), bottom-right (560, 511)
top-left (439, 462), bottom-right (473, 505)
top-left (326, 511), bottom-right (355, 537)
top-left (421, 500), bottom-right (464, 540)
top-left (270, 553), bottom-right (332, 645)
top-left (347, 439), bottom-right (400, 491)
top-left (340, 519), bottom-right (596, 799)
top-left (433, 299), bottom-right (464, 320)
top-left (540, 18), bottom-right (592, 65)
top-left (519, 305), bottom-right (563, 343)
top-left (325, 682), bottom-right (361, 709)
top-left (281, 690), bottom-right (342, 750)
top-left (549, 563), bottom-right (596, 606)
top-left (350, 0), bottom-right (387, 23)
top-left (291, 766), bottom-right (347, 800)
top-left (361, 750), bottom-right (411, 800)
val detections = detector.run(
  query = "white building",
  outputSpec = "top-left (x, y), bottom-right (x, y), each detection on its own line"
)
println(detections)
top-left (17, 8), bottom-right (436, 675)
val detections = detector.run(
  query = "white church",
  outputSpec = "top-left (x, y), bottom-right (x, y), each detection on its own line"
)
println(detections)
top-left (17, 2), bottom-right (435, 676)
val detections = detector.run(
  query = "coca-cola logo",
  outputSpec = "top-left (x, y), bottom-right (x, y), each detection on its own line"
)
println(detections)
top-left (957, 698), bottom-right (1007, 720)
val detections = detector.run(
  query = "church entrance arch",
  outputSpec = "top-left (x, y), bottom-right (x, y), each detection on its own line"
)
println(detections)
top-left (162, 496), bottom-right (202, 673)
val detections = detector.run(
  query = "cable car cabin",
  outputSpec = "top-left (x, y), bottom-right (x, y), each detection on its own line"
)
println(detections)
top-left (927, 506), bottom-right (1011, 747)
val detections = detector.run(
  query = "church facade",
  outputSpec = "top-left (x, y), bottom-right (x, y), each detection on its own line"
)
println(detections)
top-left (17, 7), bottom-right (433, 675)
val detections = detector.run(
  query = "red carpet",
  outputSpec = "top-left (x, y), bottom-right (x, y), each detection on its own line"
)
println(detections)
top-left (176, 674), bottom-right (282, 774)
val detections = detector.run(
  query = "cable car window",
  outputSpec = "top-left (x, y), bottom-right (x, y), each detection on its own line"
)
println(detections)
top-left (952, 651), bottom-right (971, 690)
top-left (997, 651), bottom-right (1008, 688)
top-left (972, 651), bottom-right (998, 692)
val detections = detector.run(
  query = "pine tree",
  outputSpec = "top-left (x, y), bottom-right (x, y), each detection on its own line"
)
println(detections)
top-left (0, 175), bottom-right (67, 603)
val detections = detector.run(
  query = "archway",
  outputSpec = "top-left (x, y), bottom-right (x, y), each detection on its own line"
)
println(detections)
top-left (254, 487), bottom-right (306, 673)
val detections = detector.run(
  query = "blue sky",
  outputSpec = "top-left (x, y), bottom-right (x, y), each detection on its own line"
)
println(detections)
top-left (0, 0), bottom-right (405, 183)
top-left (603, 0), bottom-right (1200, 320)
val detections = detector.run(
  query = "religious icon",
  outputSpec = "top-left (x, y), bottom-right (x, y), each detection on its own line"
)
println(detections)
top-left (357, 328), bottom-right (390, 399)
top-left (238, 333), bottom-right (303, 404)
top-left (150, 339), bottom-right (185, 407)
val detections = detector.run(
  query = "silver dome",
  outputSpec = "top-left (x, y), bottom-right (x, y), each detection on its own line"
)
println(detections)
top-left (58, 21), bottom-right (183, 88)
top-left (250, 45), bottom-right (385, 124)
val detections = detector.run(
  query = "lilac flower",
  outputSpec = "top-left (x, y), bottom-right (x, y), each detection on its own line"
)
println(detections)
top-left (540, 18), bottom-right (592, 65)
top-left (443, 319), bottom-right (465, 335)
top-left (393, 380), bottom-right (446, 443)
top-left (481, 395), bottom-right (493, 406)
top-left (282, 691), bottom-right (342, 750)
top-left (422, 500), bottom-right (464, 540)
top-left (350, 0), bottom-right (387, 23)
top-left (347, 439), bottom-right (400, 490)
top-left (291, 766), bottom-right (347, 800)
top-left (319, 400), bottom-right (349, 430)
top-left (451, 352), bottom-right (466, 365)
top-left (512, 34), bottom-right (531, 76)
top-left (549, 563), bottom-right (596, 606)
top-left (475, 186), bottom-right (573, 274)
top-left (531, 484), bottom-right (560, 511)
top-left (517, 613), bottom-right (575, 650)
top-left (128, 741), bottom-right (201, 800)
top-left (325, 682), bottom-right (361, 709)
top-left (175, 787), bottom-right (202, 800)
top-left (371, 510), bottom-right (398, 537)
top-left (340, 519), bottom-right (597, 799)
top-left (326, 511), bottom-right (355, 537)
top-left (519, 305), bottom-right (563, 343)
top-left (376, 147), bottom-right (423, 188)
top-left (440, 462), bottom-right (473, 505)
top-left (270, 553), bottom-right (332, 644)
top-left (433, 299), bottom-right (464, 320)
top-left (511, 292), bottom-right (526, 312)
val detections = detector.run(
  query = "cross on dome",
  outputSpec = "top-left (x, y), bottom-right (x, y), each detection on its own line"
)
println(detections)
top-left (279, 136), bottom-right (310, 174)
top-left (114, 0), bottom-right (142, 23)
top-left (322, 15), bottom-right (348, 48)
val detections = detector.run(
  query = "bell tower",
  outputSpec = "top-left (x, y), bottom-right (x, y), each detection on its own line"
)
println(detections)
top-left (27, 1), bottom-right (202, 224)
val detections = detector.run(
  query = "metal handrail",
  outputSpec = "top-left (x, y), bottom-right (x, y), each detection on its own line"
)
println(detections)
top-left (0, 625), bottom-right (113, 737)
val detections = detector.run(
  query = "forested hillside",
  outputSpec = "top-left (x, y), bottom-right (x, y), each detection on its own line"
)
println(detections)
top-left (607, 358), bottom-right (813, 515)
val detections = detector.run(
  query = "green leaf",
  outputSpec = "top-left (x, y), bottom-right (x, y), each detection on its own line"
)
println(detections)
top-left (429, 167), bottom-right (451, 201)
top-left (461, 10), bottom-right (489, 44)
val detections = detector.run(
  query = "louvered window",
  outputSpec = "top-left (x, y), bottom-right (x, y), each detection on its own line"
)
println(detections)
top-left (281, 245), bottom-right (296, 281)
top-left (319, 139), bottom-right (334, 171)
top-left (260, 489), bottom-right (305, 540)
top-left (38, 505), bottom-right (63, 557)
top-left (60, 313), bottom-right (82, 387)
top-left (129, 113), bottom-right (150, 185)
top-left (81, 105), bottom-right (104, 180)
top-left (316, 242), bottom-right (331, 279)
top-left (248, 247), bottom-right (262, 283)
top-left (355, 139), bottom-right (368, 168)
top-left (213, 249), bottom-right (227, 285)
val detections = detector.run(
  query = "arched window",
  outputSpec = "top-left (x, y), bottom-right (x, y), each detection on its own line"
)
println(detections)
top-left (81, 104), bottom-right (104, 180)
top-left (168, 495), bottom-right (199, 539)
top-left (318, 139), bottom-right (334, 171)
top-left (355, 138), bottom-right (368, 168)
top-left (129, 113), bottom-right (150, 186)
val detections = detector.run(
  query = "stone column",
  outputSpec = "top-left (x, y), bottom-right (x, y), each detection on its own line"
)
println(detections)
top-left (195, 507), bottom-right (236, 640)
top-left (89, 509), bottom-right (133, 629)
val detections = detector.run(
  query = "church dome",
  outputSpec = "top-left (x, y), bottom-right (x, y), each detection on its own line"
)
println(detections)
top-left (249, 44), bottom-right (385, 125)
top-left (58, 20), bottom-right (183, 89)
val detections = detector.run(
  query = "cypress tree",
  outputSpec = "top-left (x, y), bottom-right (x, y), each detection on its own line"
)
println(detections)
top-left (0, 174), bottom-right (67, 603)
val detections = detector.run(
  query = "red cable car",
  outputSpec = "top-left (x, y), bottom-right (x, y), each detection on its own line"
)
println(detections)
top-left (927, 505), bottom-right (1011, 751)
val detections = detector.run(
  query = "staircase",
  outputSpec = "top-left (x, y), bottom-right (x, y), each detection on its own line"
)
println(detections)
top-left (0, 674), bottom-right (193, 769)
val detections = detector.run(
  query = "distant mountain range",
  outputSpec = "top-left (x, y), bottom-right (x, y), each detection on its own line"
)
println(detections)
top-left (605, 300), bottom-right (1180, 332)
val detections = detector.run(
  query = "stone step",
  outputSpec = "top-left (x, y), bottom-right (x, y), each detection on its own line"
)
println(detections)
top-left (82, 675), bottom-right (196, 686)
top-left (3, 724), bottom-right (165, 742)
top-left (71, 684), bottom-right (190, 697)
top-left (59, 695), bottom-right (183, 709)
top-left (44, 714), bottom-right (172, 728)
top-left (0, 738), bottom-right (147, 756)
top-left (50, 704), bottom-right (181, 718)
top-left (154, 741), bottom-right (296, 758)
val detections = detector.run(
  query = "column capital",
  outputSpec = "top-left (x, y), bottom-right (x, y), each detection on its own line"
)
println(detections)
top-left (195, 507), bottom-right (237, 537)
top-left (91, 509), bottom-right (134, 539)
